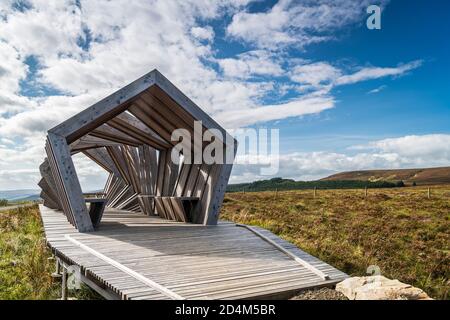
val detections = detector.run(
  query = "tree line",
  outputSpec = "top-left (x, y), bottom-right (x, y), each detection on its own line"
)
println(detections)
top-left (227, 177), bottom-right (405, 193)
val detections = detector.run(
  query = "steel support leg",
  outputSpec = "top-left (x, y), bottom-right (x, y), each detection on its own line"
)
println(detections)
top-left (52, 258), bottom-right (62, 279)
top-left (61, 266), bottom-right (68, 300)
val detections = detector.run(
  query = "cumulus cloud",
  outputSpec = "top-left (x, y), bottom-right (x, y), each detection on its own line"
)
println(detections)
top-left (191, 26), bottom-right (215, 42)
top-left (290, 62), bottom-right (341, 87)
top-left (218, 50), bottom-right (284, 79)
top-left (0, 0), bottom-right (427, 190)
top-left (226, 0), bottom-right (389, 49)
top-left (230, 134), bottom-right (450, 183)
top-left (356, 134), bottom-right (450, 160)
top-left (0, 1), bottom-right (84, 59)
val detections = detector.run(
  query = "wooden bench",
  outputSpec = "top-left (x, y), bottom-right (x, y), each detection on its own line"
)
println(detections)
top-left (154, 196), bottom-right (199, 223)
top-left (84, 198), bottom-right (107, 228)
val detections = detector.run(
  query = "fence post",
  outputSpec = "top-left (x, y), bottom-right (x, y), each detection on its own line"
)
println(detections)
top-left (365, 187), bottom-right (368, 197)
top-left (427, 187), bottom-right (430, 199)
top-left (275, 188), bottom-right (278, 199)
top-left (313, 187), bottom-right (317, 199)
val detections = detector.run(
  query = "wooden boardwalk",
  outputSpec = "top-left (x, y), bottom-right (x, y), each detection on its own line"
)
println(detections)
top-left (40, 205), bottom-right (347, 300)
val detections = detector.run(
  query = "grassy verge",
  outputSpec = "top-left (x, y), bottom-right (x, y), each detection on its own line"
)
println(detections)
top-left (0, 205), bottom-right (98, 300)
top-left (220, 186), bottom-right (450, 299)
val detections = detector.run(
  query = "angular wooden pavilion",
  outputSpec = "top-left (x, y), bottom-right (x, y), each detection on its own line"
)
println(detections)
top-left (39, 69), bottom-right (236, 232)
top-left (38, 70), bottom-right (347, 300)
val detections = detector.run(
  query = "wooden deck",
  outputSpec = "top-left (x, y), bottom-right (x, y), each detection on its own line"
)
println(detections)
top-left (40, 205), bottom-right (348, 300)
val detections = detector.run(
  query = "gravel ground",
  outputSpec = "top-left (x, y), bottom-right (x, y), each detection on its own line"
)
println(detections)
top-left (290, 287), bottom-right (348, 300)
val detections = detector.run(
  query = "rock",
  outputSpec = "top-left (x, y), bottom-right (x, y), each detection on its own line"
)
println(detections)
top-left (336, 276), bottom-right (432, 300)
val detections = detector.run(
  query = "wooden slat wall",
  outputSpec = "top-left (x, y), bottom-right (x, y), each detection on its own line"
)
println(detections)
top-left (39, 160), bottom-right (62, 210)
top-left (45, 134), bottom-right (94, 232)
top-left (38, 70), bottom-right (237, 230)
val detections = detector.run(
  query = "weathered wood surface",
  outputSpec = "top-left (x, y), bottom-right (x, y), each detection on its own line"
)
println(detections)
top-left (39, 69), bottom-right (238, 229)
top-left (40, 205), bottom-right (347, 300)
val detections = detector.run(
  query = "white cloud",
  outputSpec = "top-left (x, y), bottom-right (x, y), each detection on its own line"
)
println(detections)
top-left (0, 1), bottom-right (84, 59)
top-left (359, 134), bottom-right (450, 160)
top-left (368, 85), bottom-right (387, 94)
top-left (217, 94), bottom-right (335, 127)
top-left (290, 62), bottom-right (341, 87)
top-left (0, 133), bottom-right (46, 190)
top-left (72, 152), bottom-right (109, 191)
top-left (217, 50), bottom-right (284, 79)
top-left (230, 134), bottom-right (450, 183)
top-left (0, 41), bottom-right (27, 93)
top-left (336, 60), bottom-right (422, 85)
top-left (290, 60), bottom-right (422, 89)
top-left (227, 0), bottom-right (389, 49)
top-left (191, 26), bottom-right (215, 42)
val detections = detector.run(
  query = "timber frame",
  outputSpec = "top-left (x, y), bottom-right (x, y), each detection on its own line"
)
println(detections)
top-left (39, 69), bottom-right (237, 232)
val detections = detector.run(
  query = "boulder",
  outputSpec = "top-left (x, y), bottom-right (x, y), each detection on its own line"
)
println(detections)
top-left (336, 276), bottom-right (432, 300)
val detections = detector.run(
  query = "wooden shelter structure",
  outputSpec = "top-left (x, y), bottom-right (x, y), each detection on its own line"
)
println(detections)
top-left (39, 69), bottom-right (236, 232)
top-left (37, 70), bottom-right (347, 300)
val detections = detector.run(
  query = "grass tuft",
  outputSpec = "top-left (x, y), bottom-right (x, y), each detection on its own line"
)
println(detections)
top-left (0, 205), bottom-right (100, 300)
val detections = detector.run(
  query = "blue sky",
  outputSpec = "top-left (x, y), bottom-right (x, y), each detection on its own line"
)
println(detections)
top-left (0, 0), bottom-right (449, 190)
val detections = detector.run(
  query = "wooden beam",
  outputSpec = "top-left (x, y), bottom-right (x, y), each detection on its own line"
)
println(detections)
top-left (39, 160), bottom-right (62, 210)
top-left (115, 112), bottom-right (169, 147)
top-left (106, 146), bottom-right (133, 184)
top-left (90, 124), bottom-right (141, 147)
top-left (82, 147), bottom-right (121, 177)
top-left (155, 150), bottom-right (167, 196)
top-left (151, 72), bottom-right (235, 147)
top-left (70, 135), bottom-right (122, 152)
top-left (38, 177), bottom-right (59, 206)
top-left (202, 146), bottom-right (236, 225)
top-left (46, 133), bottom-right (93, 232)
top-left (49, 70), bottom-right (157, 143)
top-left (128, 100), bottom-right (174, 145)
top-left (108, 117), bottom-right (169, 150)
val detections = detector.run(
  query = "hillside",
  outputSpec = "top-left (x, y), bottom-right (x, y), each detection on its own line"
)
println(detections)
top-left (0, 189), bottom-right (40, 202)
top-left (227, 177), bottom-right (404, 192)
top-left (321, 166), bottom-right (450, 186)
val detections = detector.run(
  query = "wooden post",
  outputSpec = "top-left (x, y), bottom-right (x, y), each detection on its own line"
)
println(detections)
top-left (313, 187), bottom-right (316, 199)
top-left (365, 187), bottom-right (368, 197)
top-left (275, 188), bottom-right (278, 199)
top-left (427, 187), bottom-right (431, 199)
top-left (61, 266), bottom-right (68, 300)
top-left (242, 187), bottom-right (245, 194)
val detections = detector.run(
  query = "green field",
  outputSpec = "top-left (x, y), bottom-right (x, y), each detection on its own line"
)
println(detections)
top-left (0, 186), bottom-right (448, 299)
top-left (221, 186), bottom-right (450, 299)
top-left (0, 206), bottom-right (99, 300)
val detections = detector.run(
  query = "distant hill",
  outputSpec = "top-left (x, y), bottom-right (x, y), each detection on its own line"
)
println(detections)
top-left (0, 189), bottom-right (40, 202)
top-left (321, 166), bottom-right (450, 186)
top-left (227, 177), bottom-right (404, 193)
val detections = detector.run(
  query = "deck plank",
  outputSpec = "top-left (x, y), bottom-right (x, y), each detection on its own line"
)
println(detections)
top-left (39, 205), bottom-right (347, 300)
